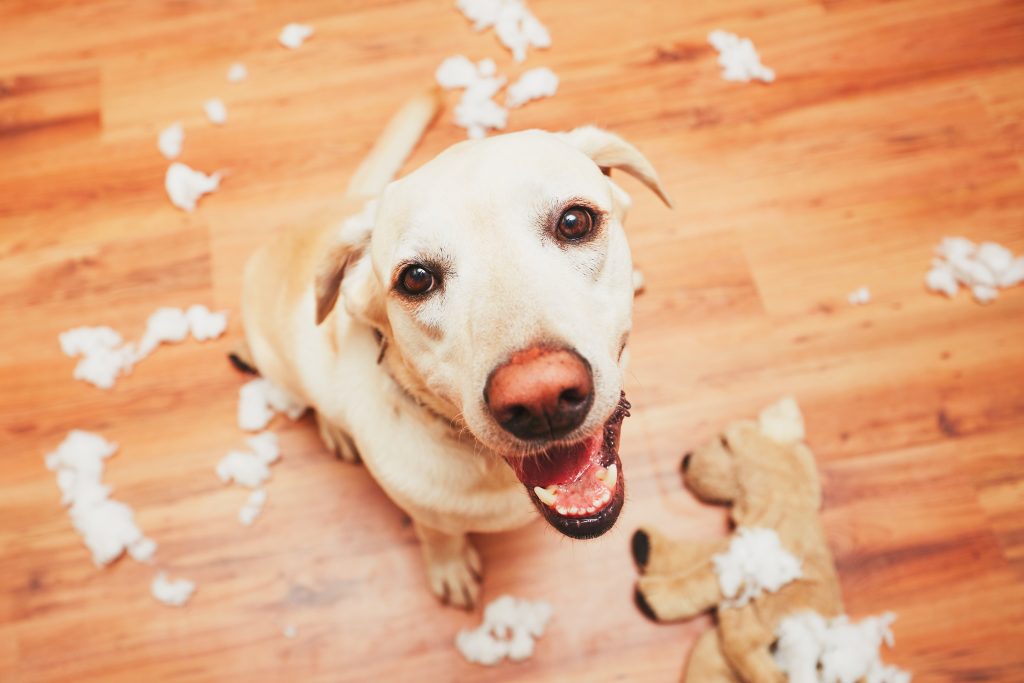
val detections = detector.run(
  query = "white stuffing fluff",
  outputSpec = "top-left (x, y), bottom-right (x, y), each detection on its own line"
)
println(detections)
top-left (847, 286), bottom-right (871, 306)
top-left (165, 162), bottom-right (221, 212)
top-left (136, 306), bottom-right (190, 360)
top-left (926, 236), bottom-right (1024, 303)
top-left (774, 611), bottom-right (912, 683)
top-left (61, 307), bottom-right (228, 389)
top-left (713, 527), bottom-right (802, 607)
top-left (45, 431), bottom-right (157, 567)
top-left (455, 0), bottom-right (550, 62)
top-left (237, 378), bottom-right (307, 431)
top-left (436, 55), bottom-right (509, 139)
top-left (278, 22), bottom-right (314, 49)
top-left (216, 432), bottom-right (281, 488)
top-left (185, 304), bottom-right (229, 341)
top-left (59, 326), bottom-right (135, 389)
top-left (151, 572), bottom-right (196, 607)
top-left (505, 67), bottom-right (559, 108)
top-left (203, 98), bottom-right (227, 125)
top-left (758, 396), bottom-right (805, 445)
top-left (708, 30), bottom-right (775, 83)
top-left (456, 595), bottom-right (553, 665)
top-left (283, 623), bottom-right (298, 638)
top-left (157, 122), bottom-right (184, 160)
top-left (227, 62), bottom-right (248, 82)
top-left (238, 488), bottom-right (267, 526)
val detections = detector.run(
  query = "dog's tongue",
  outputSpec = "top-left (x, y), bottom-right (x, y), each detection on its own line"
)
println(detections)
top-left (506, 435), bottom-right (603, 488)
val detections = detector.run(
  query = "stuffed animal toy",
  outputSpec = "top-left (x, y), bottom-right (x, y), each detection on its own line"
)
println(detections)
top-left (631, 398), bottom-right (845, 683)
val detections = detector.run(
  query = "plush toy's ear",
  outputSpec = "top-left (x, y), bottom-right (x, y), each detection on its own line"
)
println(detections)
top-left (314, 200), bottom-right (384, 328)
top-left (557, 126), bottom-right (673, 208)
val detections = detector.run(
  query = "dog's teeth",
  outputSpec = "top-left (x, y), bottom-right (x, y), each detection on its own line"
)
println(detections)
top-left (604, 464), bottom-right (618, 491)
top-left (556, 505), bottom-right (568, 516)
top-left (569, 506), bottom-right (579, 515)
top-left (534, 486), bottom-right (558, 507)
top-left (586, 506), bottom-right (596, 514)
top-left (595, 466), bottom-right (608, 482)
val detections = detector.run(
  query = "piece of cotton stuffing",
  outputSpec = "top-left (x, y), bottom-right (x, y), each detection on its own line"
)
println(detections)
top-left (165, 162), bottom-right (221, 212)
top-left (203, 98), bottom-right (227, 125)
top-left (279, 23), bottom-right (314, 49)
top-left (151, 572), bottom-right (196, 607)
top-left (227, 62), bottom-right (248, 82)
top-left (708, 30), bottom-right (775, 83)
top-left (505, 67), bottom-right (558, 108)
top-left (158, 122), bottom-right (184, 159)
top-left (713, 527), bottom-right (802, 606)
top-left (455, 595), bottom-right (552, 665)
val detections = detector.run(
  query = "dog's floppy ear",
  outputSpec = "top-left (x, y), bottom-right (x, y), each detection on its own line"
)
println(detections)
top-left (557, 126), bottom-right (673, 208)
top-left (314, 200), bottom-right (384, 327)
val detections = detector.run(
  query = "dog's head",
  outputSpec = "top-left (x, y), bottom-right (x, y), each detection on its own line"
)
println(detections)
top-left (315, 126), bottom-right (670, 539)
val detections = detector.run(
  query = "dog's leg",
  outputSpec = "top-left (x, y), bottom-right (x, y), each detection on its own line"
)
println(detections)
top-left (315, 413), bottom-right (361, 464)
top-left (413, 522), bottom-right (482, 610)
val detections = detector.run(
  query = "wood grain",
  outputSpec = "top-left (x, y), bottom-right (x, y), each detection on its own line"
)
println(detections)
top-left (2, 0), bottom-right (1024, 681)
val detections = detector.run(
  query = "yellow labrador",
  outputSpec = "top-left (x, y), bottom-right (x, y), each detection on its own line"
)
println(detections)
top-left (238, 90), bottom-right (670, 608)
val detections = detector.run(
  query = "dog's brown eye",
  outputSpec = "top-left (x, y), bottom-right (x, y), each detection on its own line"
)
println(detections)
top-left (398, 264), bottom-right (436, 296)
top-left (557, 207), bottom-right (594, 241)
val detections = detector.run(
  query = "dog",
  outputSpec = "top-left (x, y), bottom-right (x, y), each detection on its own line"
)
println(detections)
top-left (236, 89), bottom-right (671, 608)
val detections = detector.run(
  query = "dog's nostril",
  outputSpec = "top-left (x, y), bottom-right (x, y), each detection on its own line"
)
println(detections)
top-left (681, 452), bottom-right (692, 472)
top-left (558, 388), bottom-right (587, 406)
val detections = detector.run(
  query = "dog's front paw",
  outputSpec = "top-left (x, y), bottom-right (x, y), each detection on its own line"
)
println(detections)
top-left (315, 413), bottom-right (361, 463)
top-left (415, 524), bottom-right (482, 609)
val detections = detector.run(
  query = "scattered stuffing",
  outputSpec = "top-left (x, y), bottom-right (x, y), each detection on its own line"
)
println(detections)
top-left (59, 326), bottom-right (136, 389)
top-left (165, 162), bottom-right (221, 212)
top-left (204, 98), bottom-right (227, 125)
top-left (505, 66), bottom-right (559, 108)
top-left (227, 62), bottom-right (248, 82)
top-left (283, 623), bottom-right (298, 638)
top-left (925, 236), bottom-right (1024, 304)
top-left (186, 304), bottom-right (229, 341)
top-left (774, 611), bottom-right (912, 683)
top-left (847, 286), bottom-right (871, 306)
top-left (216, 432), bottom-right (281, 488)
top-left (238, 377), bottom-right (307, 431)
top-left (758, 396), bottom-right (805, 445)
top-left (712, 527), bottom-right (802, 607)
top-left (279, 22), bottom-right (314, 49)
top-left (436, 55), bottom-right (508, 139)
top-left (45, 431), bottom-right (157, 567)
top-left (456, 595), bottom-right (553, 665)
top-left (708, 30), bottom-right (775, 83)
top-left (60, 306), bottom-right (228, 389)
top-left (456, 0), bottom-right (550, 62)
top-left (158, 122), bottom-right (184, 160)
top-left (151, 572), bottom-right (196, 607)
top-left (238, 488), bottom-right (267, 526)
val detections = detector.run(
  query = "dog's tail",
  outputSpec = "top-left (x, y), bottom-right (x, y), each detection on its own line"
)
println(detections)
top-left (344, 87), bottom-right (443, 199)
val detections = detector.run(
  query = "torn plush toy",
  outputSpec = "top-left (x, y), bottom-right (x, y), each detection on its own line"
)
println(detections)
top-left (632, 398), bottom-right (911, 683)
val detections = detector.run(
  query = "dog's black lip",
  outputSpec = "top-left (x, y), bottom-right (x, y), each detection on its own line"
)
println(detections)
top-left (521, 393), bottom-right (630, 540)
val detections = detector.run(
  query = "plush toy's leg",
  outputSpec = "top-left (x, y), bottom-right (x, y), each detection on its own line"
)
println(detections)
top-left (718, 607), bottom-right (786, 683)
top-left (683, 629), bottom-right (741, 683)
top-left (635, 559), bottom-right (724, 622)
top-left (632, 530), bottom-right (727, 576)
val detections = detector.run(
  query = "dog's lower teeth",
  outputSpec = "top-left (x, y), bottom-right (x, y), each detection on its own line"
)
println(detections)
top-left (533, 485), bottom-right (558, 506)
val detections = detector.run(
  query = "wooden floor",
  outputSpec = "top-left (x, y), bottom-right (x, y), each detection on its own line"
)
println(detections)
top-left (2, 0), bottom-right (1024, 681)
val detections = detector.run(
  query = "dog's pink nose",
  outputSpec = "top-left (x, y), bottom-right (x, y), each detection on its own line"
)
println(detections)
top-left (485, 347), bottom-right (593, 440)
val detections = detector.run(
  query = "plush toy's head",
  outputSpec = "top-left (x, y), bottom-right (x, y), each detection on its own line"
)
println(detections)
top-left (682, 398), bottom-right (822, 519)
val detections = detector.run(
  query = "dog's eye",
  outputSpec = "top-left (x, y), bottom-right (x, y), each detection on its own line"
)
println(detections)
top-left (398, 264), bottom-right (437, 296)
top-left (556, 207), bottom-right (595, 241)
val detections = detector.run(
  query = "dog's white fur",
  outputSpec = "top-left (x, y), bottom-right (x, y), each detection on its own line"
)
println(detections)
top-left (240, 90), bottom-right (669, 607)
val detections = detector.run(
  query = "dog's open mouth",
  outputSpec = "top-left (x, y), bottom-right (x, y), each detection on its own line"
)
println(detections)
top-left (505, 394), bottom-right (629, 539)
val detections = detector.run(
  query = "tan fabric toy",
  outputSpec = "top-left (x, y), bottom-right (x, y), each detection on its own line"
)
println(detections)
top-left (631, 398), bottom-right (845, 683)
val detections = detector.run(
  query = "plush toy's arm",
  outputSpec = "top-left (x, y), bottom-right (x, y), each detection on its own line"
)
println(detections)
top-left (635, 558), bottom-right (724, 622)
top-left (718, 606), bottom-right (787, 683)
